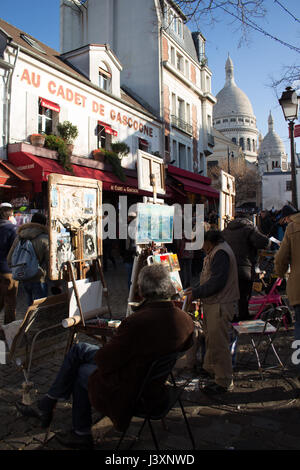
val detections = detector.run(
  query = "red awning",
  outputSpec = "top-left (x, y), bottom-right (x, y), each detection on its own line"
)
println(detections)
top-left (40, 98), bottom-right (60, 113)
top-left (7, 152), bottom-right (164, 196)
top-left (171, 174), bottom-right (219, 199)
top-left (98, 121), bottom-right (118, 137)
top-left (167, 164), bottom-right (212, 185)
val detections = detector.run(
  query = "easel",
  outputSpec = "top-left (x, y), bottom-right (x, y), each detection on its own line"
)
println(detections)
top-left (63, 256), bottom-right (114, 352)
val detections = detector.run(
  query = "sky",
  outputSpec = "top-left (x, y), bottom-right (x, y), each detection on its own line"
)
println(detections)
top-left (0, 0), bottom-right (299, 157)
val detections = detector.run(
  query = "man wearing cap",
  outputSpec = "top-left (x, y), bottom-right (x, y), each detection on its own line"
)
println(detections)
top-left (0, 204), bottom-right (18, 324)
top-left (274, 205), bottom-right (300, 353)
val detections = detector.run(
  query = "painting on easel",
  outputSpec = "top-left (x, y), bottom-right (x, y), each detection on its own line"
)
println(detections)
top-left (48, 174), bottom-right (102, 280)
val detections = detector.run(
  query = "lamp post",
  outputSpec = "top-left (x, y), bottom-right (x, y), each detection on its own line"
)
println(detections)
top-left (278, 86), bottom-right (299, 210)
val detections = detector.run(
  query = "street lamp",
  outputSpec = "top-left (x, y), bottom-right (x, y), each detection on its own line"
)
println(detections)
top-left (278, 86), bottom-right (299, 210)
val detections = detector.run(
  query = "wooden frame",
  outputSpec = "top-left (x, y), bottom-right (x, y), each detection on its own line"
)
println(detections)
top-left (48, 174), bottom-right (102, 280)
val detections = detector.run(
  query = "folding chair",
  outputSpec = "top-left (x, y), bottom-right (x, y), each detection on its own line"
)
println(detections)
top-left (232, 309), bottom-right (285, 378)
top-left (249, 277), bottom-right (283, 320)
top-left (116, 352), bottom-right (196, 451)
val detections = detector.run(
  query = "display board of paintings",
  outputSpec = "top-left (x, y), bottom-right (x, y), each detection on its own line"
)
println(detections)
top-left (48, 174), bottom-right (102, 280)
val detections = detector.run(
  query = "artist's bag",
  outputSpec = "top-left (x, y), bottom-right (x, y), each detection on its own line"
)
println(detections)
top-left (11, 239), bottom-right (41, 281)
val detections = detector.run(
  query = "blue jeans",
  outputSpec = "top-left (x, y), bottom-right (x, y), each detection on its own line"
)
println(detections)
top-left (124, 262), bottom-right (133, 290)
top-left (47, 342), bottom-right (99, 433)
top-left (22, 280), bottom-right (48, 307)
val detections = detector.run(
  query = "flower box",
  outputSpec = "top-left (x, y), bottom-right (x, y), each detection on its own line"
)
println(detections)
top-left (30, 134), bottom-right (45, 147)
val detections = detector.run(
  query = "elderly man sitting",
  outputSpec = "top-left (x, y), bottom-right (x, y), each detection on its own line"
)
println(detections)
top-left (16, 264), bottom-right (194, 449)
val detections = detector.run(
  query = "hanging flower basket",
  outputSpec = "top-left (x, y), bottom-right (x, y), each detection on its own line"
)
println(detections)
top-left (30, 134), bottom-right (45, 148)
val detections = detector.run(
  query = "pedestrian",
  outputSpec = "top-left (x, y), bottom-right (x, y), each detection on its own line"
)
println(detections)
top-left (222, 213), bottom-right (270, 321)
top-left (274, 207), bottom-right (300, 364)
top-left (185, 230), bottom-right (239, 394)
top-left (0, 205), bottom-right (18, 324)
top-left (120, 211), bottom-right (137, 290)
top-left (16, 264), bottom-right (194, 450)
top-left (8, 212), bottom-right (49, 306)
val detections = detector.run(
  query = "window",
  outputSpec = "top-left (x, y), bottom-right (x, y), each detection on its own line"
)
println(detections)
top-left (138, 138), bottom-right (149, 152)
top-left (247, 138), bottom-right (251, 151)
top-left (98, 64), bottom-right (111, 92)
top-left (232, 137), bottom-right (237, 144)
top-left (38, 104), bottom-right (53, 134)
top-left (285, 180), bottom-right (292, 191)
top-left (178, 98), bottom-right (185, 120)
top-left (176, 53), bottom-right (184, 72)
top-left (230, 118), bottom-right (236, 122)
top-left (97, 123), bottom-right (112, 150)
top-left (170, 46), bottom-right (175, 65)
top-left (239, 137), bottom-right (245, 150)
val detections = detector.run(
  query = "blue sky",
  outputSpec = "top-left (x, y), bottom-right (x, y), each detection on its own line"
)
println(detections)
top-left (0, 0), bottom-right (299, 156)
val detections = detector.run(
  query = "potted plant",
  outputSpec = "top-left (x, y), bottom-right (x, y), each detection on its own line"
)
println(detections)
top-left (57, 121), bottom-right (79, 154)
top-left (30, 133), bottom-right (45, 147)
top-left (44, 134), bottom-right (73, 173)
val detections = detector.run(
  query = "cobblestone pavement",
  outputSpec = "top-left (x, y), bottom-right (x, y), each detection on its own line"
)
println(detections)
top-left (1, 258), bottom-right (300, 453)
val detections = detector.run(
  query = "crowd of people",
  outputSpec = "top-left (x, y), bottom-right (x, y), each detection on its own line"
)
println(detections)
top-left (0, 199), bottom-right (299, 449)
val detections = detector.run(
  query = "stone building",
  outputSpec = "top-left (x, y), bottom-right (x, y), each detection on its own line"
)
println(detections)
top-left (60, 0), bottom-right (217, 176)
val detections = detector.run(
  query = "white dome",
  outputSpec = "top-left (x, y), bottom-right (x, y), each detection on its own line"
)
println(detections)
top-left (213, 56), bottom-right (255, 119)
top-left (259, 112), bottom-right (286, 157)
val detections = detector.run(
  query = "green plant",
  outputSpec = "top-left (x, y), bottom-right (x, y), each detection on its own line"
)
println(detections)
top-left (44, 135), bottom-right (73, 173)
top-left (97, 148), bottom-right (126, 182)
top-left (57, 121), bottom-right (79, 144)
top-left (111, 142), bottom-right (130, 158)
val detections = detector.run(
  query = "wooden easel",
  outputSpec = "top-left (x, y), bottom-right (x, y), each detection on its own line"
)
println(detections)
top-left (64, 256), bottom-right (114, 352)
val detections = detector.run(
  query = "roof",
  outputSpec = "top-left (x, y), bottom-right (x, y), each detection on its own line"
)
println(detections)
top-left (0, 18), bottom-right (158, 121)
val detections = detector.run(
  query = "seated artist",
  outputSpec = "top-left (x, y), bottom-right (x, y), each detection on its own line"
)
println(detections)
top-left (185, 230), bottom-right (239, 395)
top-left (16, 263), bottom-right (194, 450)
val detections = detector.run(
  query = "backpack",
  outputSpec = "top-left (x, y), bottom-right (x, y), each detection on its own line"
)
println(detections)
top-left (11, 238), bottom-right (41, 281)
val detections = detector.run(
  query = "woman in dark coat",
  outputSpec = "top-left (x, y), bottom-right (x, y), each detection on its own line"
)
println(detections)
top-left (222, 215), bottom-right (270, 320)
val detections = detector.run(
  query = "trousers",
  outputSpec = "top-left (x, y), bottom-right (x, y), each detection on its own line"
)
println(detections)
top-left (47, 342), bottom-right (99, 433)
top-left (0, 272), bottom-right (18, 324)
top-left (202, 302), bottom-right (236, 388)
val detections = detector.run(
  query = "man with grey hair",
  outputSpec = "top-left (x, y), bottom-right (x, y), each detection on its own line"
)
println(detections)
top-left (16, 264), bottom-right (194, 450)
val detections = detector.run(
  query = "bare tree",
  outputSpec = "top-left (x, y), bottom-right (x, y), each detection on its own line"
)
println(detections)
top-left (172, 0), bottom-right (300, 88)
top-left (208, 158), bottom-right (260, 207)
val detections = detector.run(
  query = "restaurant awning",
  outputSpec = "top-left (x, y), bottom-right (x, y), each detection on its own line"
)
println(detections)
top-left (0, 159), bottom-right (32, 189)
top-left (7, 152), bottom-right (171, 197)
top-left (167, 164), bottom-right (219, 199)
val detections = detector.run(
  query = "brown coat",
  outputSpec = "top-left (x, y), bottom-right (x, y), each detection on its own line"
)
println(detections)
top-left (88, 300), bottom-right (194, 431)
top-left (274, 213), bottom-right (300, 306)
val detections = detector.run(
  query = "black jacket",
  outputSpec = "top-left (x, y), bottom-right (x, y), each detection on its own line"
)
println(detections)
top-left (222, 218), bottom-right (269, 281)
top-left (0, 219), bottom-right (17, 273)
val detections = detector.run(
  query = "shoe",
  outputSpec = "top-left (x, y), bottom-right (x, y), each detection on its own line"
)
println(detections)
top-left (56, 430), bottom-right (94, 450)
top-left (16, 396), bottom-right (56, 428)
top-left (201, 382), bottom-right (233, 395)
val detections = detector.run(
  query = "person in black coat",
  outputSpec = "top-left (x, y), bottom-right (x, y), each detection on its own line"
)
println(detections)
top-left (0, 205), bottom-right (18, 324)
top-left (222, 214), bottom-right (270, 321)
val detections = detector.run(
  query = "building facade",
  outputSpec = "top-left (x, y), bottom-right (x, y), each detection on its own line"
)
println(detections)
top-left (60, 0), bottom-right (217, 175)
top-left (0, 16), bottom-right (218, 210)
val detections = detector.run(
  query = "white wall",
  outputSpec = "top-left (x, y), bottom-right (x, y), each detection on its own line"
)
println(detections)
top-left (262, 171), bottom-right (300, 210)
top-left (9, 52), bottom-right (161, 169)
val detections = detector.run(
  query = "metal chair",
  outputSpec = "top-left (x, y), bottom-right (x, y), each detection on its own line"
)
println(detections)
top-left (116, 351), bottom-right (196, 450)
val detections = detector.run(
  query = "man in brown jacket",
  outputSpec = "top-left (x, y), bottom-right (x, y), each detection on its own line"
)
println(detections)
top-left (274, 210), bottom-right (300, 353)
top-left (16, 264), bottom-right (194, 449)
top-left (185, 230), bottom-right (240, 394)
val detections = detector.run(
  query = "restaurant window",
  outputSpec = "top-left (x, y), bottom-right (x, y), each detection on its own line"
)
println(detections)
top-left (286, 180), bottom-right (292, 191)
top-left (138, 138), bottom-right (149, 152)
top-left (38, 98), bottom-right (60, 134)
top-left (97, 123), bottom-right (112, 150)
